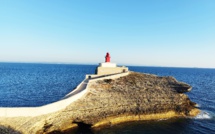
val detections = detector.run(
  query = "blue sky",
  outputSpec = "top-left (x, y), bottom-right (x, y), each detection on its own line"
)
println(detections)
top-left (0, 0), bottom-right (215, 68)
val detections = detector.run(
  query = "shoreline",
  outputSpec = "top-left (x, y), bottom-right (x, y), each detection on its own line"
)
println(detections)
top-left (92, 108), bottom-right (200, 129)
top-left (57, 108), bottom-right (200, 133)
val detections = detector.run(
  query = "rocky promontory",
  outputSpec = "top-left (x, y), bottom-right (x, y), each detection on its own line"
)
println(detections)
top-left (0, 71), bottom-right (199, 134)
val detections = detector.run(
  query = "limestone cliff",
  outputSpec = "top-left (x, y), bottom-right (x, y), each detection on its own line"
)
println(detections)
top-left (0, 72), bottom-right (199, 134)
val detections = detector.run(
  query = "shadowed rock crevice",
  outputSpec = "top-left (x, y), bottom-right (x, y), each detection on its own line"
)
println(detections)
top-left (75, 122), bottom-right (93, 134)
top-left (0, 126), bottom-right (22, 134)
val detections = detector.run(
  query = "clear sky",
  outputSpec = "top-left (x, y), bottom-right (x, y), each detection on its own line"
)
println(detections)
top-left (0, 0), bottom-right (215, 68)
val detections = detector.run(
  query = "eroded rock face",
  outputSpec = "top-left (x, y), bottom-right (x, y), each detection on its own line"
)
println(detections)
top-left (0, 72), bottom-right (199, 134)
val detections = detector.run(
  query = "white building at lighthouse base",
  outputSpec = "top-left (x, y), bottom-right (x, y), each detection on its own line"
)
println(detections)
top-left (99, 62), bottom-right (117, 67)
top-left (96, 62), bottom-right (128, 75)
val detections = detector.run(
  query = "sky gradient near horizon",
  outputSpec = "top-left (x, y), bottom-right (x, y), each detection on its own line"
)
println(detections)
top-left (0, 0), bottom-right (215, 68)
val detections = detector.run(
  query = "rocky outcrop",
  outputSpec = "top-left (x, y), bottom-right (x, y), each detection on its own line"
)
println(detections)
top-left (0, 72), bottom-right (199, 134)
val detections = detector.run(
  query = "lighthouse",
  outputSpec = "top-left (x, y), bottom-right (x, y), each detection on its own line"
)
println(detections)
top-left (105, 52), bottom-right (111, 62)
top-left (98, 52), bottom-right (116, 68)
top-left (94, 52), bottom-right (129, 75)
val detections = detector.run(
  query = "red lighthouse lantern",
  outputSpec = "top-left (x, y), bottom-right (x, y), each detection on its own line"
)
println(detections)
top-left (105, 52), bottom-right (111, 62)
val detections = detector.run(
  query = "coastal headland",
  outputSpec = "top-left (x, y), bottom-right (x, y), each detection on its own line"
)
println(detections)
top-left (0, 71), bottom-right (199, 134)
top-left (0, 53), bottom-right (200, 134)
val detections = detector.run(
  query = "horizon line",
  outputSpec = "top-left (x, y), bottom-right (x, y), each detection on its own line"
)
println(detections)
top-left (0, 61), bottom-right (215, 70)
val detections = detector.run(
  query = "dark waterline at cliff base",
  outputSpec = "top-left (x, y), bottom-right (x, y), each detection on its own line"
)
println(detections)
top-left (0, 63), bottom-right (215, 134)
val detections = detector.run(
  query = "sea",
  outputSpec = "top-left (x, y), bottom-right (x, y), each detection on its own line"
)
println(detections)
top-left (0, 63), bottom-right (214, 134)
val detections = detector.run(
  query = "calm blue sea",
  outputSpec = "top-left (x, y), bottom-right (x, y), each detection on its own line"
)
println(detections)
top-left (0, 63), bottom-right (214, 134)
